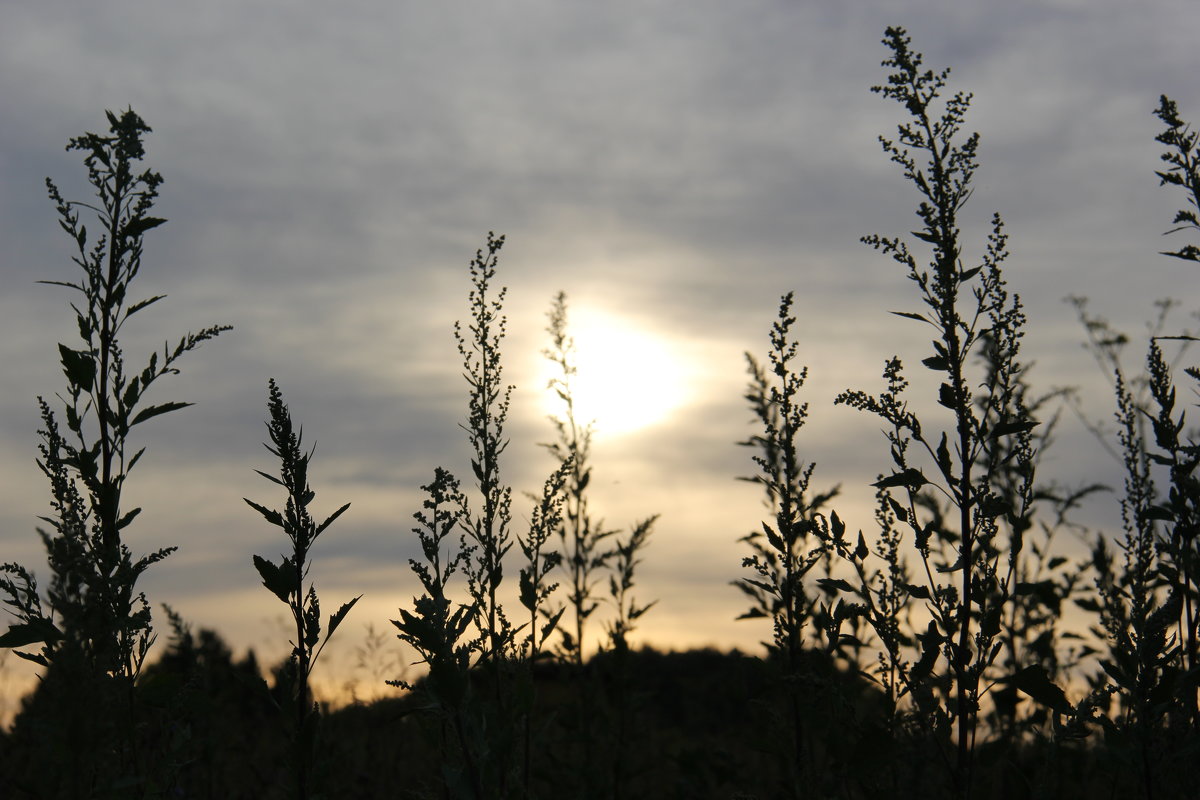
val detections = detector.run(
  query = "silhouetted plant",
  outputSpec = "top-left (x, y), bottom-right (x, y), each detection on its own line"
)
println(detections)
top-left (734, 290), bottom-right (847, 796)
top-left (540, 291), bottom-right (671, 800)
top-left (1150, 97), bottom-right (1200, 716)
top-left (541, 291), bottom-right (617, 666)
top-left (735, 292), bottom-right (839, 651)
top-left (0, 108), bottom-right (228, 797)
top-left (247, 379), bottom-right (360, 800)
top-left (603, 518), bottom-right (657, 657)
top-left (1089, 357), bottom-right (1186, 797)
top-left (452, 232), bottom-right (528, 798)
top-left (1154, 95), bottom-right (1200, 265)
top-left (393, 235), bottom-right (573, 800)
top-left (822, 28), bottom-right (1039, 799)
top-left (391, 467), bottom-right (483, 799)
top-left (1144, 343), bottom-right (1200, 724)
top-left (1062, 96), bottom-right (1200, 800)
top-left (985, 417), bottom-right (1093, 741)
top-left (601, 515), bottom-right (656, 800)
top-left (518, 449), bottom-right (568, 668)
top-left (455, 233), bottom-right (519, 668)
top-left (516, 463), bottom-right (570, 797)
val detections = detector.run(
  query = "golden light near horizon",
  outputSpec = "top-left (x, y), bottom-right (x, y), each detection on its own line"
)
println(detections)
top-left (538, 305), bottom-right (689, 438)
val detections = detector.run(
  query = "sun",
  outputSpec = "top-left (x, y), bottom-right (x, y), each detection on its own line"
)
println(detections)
top-left (538, 305), bottom-right (688, 438)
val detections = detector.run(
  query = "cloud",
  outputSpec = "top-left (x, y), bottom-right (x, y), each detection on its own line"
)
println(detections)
top-left (1, 0), bottom-right (1199, 685)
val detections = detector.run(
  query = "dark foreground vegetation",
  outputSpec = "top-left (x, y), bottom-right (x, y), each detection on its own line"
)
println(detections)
top-left (3, 25), bottom-right (1200, 800)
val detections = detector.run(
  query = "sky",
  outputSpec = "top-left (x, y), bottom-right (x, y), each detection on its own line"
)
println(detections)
top-left (2, 0), bottom-right (1200, 707)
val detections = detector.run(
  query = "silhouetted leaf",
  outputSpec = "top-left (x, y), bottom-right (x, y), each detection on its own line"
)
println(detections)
top-left (121, 379), bottom-right (140, 412)
top-left (762, 521), bottom-right (784, 553)
top-left (936, 554), bottom-right (965, 573)
top-left (1100, 659), bottom-right (1130, 689)
top-left (817, 578), bottom-right (857, 594)
top-left (126, 294), bottom-right (166, 317)
top-left (890, 310), bottom-right (930, 324)
top-left (253, 554), bottom-right (296, 604)
top-left (903, 582), bottom-right (931, 600)
top-left (1010, 664), bottom-right (1072, 714)
top-left (938, 382), bottom-right (958, 409)
top-left (980, 605), bottom-right (1001, 639)
top-left (935, 432), bottom-right (952, 478)
top-left (0, 618), bottom-right (62, 649)
top-left (922, 355), bottom-right (949, 371)
top-left (741, 578), bottom-right (778, 596)
top-left (315, 502), bottom-right (351, 537)
top-left (38, 279), bottom-right (82, 290)
top-left (1144, 504), bottom-right (1175, 522)
top-left (855, 531), bottom-right (869, 560)
top-left (58, 344), bottom-right (95, 390)
top-left (541, 606), bottom-right (566, 641)
top-left (831, 510), bottom-right (846, 541)
top-left (303, 591), bottom-right (321, 649)
top-left (253, 469), bottom-right (285, 487)
top-left (244, 498), bottom-right (284, 528)
top-left (327, 595), bottom-right (361, 640)
top-left (124, 216), bottom-right (166, 238)
top-left (519, 568), bottom-right (536, 611)
top-left (907, 620), bottom-right (942, 690)
top-left (978, 494), bottom-right (1011, 519)
top-left (130, 401), bottom-right (192, 427)
top-left (1163, 245), bottom-right (1200, 262)
top-left (990, 418), bottom-right (1039, 439)
top-left (872, 468), bottom-right (928, 490)
top-left (629, 600), bottom-right (657, 620)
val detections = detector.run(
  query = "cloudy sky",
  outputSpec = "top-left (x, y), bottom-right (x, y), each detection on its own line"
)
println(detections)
top-left (2, 0), bottom-right (1199, 701)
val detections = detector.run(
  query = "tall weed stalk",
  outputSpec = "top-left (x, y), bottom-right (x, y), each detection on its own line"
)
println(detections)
top-left (823, 28), bottom-right (1038, 798)
top-left (393, 234), bottom-right (569, 799)
top-left (540, 291), bottom-right (665, 799)
top-left (456, 233), bottom-right (519, 669)
top-left (541, 291), bottom-right (616, 666)
top-left (0, 108), bottom-right (228, 797)
top-left (391, 467), bottom-right (483, 798)
top-left (1149, 98), bottom-right (1200, 713)
top-left (246, 379), bottom-right (360, 800)
top-left (601, 516), bottom-right (656, 800)
top-left (1070, 95), bottom-right (1200, 800)
top-left (735, 291), bottom-right (840, 795)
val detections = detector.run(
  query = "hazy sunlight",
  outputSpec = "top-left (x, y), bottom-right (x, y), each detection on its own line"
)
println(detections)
top-left (539, 305), bottom-right (688, 437)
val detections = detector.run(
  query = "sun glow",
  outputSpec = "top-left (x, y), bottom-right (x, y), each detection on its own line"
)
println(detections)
top-left (538, 306), bottom-right (688, 438)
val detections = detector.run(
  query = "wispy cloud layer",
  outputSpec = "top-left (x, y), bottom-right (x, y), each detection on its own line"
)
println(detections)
top-left (1, 0), bottom-right (1198, 689)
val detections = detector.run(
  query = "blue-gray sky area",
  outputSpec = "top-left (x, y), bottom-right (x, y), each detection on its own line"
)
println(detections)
top-left (2, 1), bottom-right (1199, 701)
